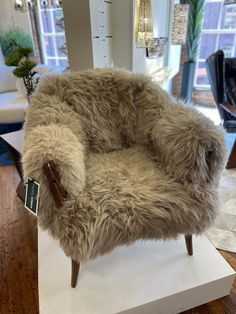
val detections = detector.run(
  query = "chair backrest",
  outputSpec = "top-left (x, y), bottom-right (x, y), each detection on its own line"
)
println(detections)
top-left (31, 69), bottom-right (165, 153)
top-left (206, 50), bottom-right (235, 123)
top-left (225, 57), bottom-right (236, 107)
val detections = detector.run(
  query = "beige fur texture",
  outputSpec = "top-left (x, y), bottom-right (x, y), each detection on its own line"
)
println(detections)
top-left (22, 68), bottom-right (227, 262)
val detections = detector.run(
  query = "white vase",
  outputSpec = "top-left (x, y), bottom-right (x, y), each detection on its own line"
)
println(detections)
top-left (16, 78), bottom-right (27, 98)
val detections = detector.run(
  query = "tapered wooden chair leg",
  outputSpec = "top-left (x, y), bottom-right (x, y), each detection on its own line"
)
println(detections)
top-left (185, 234), bottom-right (193, 256)
top-left (71, 259), bottom-right (80, 288)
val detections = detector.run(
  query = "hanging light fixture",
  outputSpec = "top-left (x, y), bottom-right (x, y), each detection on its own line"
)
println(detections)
top-left (14, 0), bottom-right (38, 12)
top-left (136, 0), bottom-right (155, 48)
top-left (224, 0), bottom-right (236, 6)
top-left (171, 4), bottom-right (189, 45)
top-left (58, 42), bottom-right (68, 56)
top-left (40, 0), bottom-right (49, 8)
top-left (56, 17), bottom-right (65, 29)
top-left (55, 0), bottom-right (62, 8)
top-left (14, 0), bottom-right (62, 12)
top-left (40, 0), bottom-right (62, 9)
top-left (14, 0), bottom-right (31, 12)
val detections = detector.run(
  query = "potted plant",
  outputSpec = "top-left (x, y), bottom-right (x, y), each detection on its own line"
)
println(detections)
top-left (5, 42), bottom-right (38, 98)
top-left (180, 0), bottom-right (205, 102)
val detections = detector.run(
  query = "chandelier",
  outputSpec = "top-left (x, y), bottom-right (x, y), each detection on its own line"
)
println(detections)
top-left (136, 0), bottom-right (155, 48)
top-left (224, 0), bottom-right (236, 6)
top-left (14, 0), bottom-right (62, 12)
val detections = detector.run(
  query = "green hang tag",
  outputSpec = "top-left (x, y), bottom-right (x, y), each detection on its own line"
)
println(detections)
top-left (24, 178), bottom-right (40, 216)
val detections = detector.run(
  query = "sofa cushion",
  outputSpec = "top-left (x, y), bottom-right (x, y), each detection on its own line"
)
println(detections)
top-left (0, 91), bottom-right (27, 123)
top-left (0, 65), bottom-right (17, 93)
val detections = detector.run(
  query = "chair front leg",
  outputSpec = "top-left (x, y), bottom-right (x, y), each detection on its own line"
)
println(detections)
top-left (185, 234), bottom-right (193, 256)
top-left (71, 259), bottom-right (80, 288)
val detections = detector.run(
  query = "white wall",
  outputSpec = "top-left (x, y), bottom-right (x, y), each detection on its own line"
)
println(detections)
top-left (112, 0), bottom-right (132, 69)
top-left (112, 0), bottom-right (177, 76)
top-left (63, 0), bottom-right (94, 71)
top-left (63, 0), bottom-right (181, 80)
top-left (63, 0), bottom-right (113, 70)
top-left (90, 0), bottom-right (113, 68)
top-left (0, 0), bottom-right (32, 34)
top-left (132, 0), bottom-right (170, 74)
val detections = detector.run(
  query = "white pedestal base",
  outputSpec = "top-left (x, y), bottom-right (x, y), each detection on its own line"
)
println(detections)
top-left (38, 231), bottom-right (235, 314)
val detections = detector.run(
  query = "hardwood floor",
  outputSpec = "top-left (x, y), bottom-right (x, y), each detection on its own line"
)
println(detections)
top-left (0, 166), bottom-right (38, 314)
top-left (0, 166), bottom-right (235, 314)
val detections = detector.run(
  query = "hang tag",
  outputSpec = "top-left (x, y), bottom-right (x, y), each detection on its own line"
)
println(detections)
top-left (24, 178), bottom-right (40, 216)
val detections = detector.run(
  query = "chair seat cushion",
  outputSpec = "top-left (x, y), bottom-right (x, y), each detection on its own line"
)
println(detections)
top-left (49, 145), bottom-right (218, 262)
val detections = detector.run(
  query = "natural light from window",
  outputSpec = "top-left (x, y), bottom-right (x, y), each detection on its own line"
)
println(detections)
top-left (36, 0), bottom-right (68, 68)
top-left (195, 0), bottom-right (236, 88)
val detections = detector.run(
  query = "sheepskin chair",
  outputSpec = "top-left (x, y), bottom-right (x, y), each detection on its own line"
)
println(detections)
top-left (22, 68), bottom-right (227, 288)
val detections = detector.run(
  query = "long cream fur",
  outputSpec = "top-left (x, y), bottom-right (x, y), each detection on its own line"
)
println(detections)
top-left (22, 68), bottom-right (227, 262)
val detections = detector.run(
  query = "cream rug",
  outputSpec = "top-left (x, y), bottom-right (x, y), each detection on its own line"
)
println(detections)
top-left (207, 168), bottom-right (236, 253)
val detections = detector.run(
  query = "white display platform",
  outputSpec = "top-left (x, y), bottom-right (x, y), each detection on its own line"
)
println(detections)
top-left (39, 230), bottom-right (235, 314)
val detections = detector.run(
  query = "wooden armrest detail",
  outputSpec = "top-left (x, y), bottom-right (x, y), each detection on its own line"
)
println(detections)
top-left (43, 161), bottom-right (67, 207)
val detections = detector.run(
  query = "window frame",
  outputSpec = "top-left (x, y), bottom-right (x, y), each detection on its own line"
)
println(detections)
top-left (194, 0), bottom-right (236, 89)
top-left (36, 0), bottom-right (68, 67)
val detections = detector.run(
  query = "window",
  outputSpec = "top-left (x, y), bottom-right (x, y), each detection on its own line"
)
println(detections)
top-left (195, 0), bottom-right (236, 88)
top-left (36, 0), bottom-right (68, 68)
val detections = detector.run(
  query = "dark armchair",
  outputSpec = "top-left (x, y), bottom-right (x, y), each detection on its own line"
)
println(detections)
top-left (206, 50), bottom-right (236, 169)
top-left (206, 49), bottom-right (236, 131)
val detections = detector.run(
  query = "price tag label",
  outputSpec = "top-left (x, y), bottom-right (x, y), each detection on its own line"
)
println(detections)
top-left (24, 178), bottom-right (40, 216)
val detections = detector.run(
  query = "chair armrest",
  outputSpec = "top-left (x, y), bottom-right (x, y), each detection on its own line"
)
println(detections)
top-left (22, 124), bottom-right (85, 212)
top-left (151, 102), bottom-right (227, 185)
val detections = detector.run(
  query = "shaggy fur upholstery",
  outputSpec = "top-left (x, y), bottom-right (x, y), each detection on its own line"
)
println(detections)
top-left (22, 68), bottom-right (227, 262)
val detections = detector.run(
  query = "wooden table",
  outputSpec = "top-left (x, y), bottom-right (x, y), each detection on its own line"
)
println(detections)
top-left (0, 130), bottom-right (25, 201)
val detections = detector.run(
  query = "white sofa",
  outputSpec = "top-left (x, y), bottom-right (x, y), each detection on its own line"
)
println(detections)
top-left (0, 91), bottom-right (28, 124)
top-left (0, 65), bottom-right (28, 124)
top-left (0, 64), bottom-right (64, 124)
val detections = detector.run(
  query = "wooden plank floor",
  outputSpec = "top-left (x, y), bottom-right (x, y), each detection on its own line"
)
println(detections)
top-left (0, 166), bottom-right (38, 314)
top-left (0, 166), bottom-right (235, 314)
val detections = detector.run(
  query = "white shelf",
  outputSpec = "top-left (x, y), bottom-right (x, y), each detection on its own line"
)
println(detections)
top-left (38, 231), bottom-right (235, 314)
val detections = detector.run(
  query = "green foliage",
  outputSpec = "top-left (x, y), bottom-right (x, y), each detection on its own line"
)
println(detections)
top-left (5, 45), bottom-right (38, 96)
top-left (0, 26), bottom-right (34, 57)
top-left (5, 51), bottom-right (22, 67)
top-left (181, 0), bottom-right (205, 63)
top-left (18, 46), bottom-right (33, 56)
top-left (13, 60), bottom-right (37, 78)
top-left (5, 46), bottom-right (34, 67)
